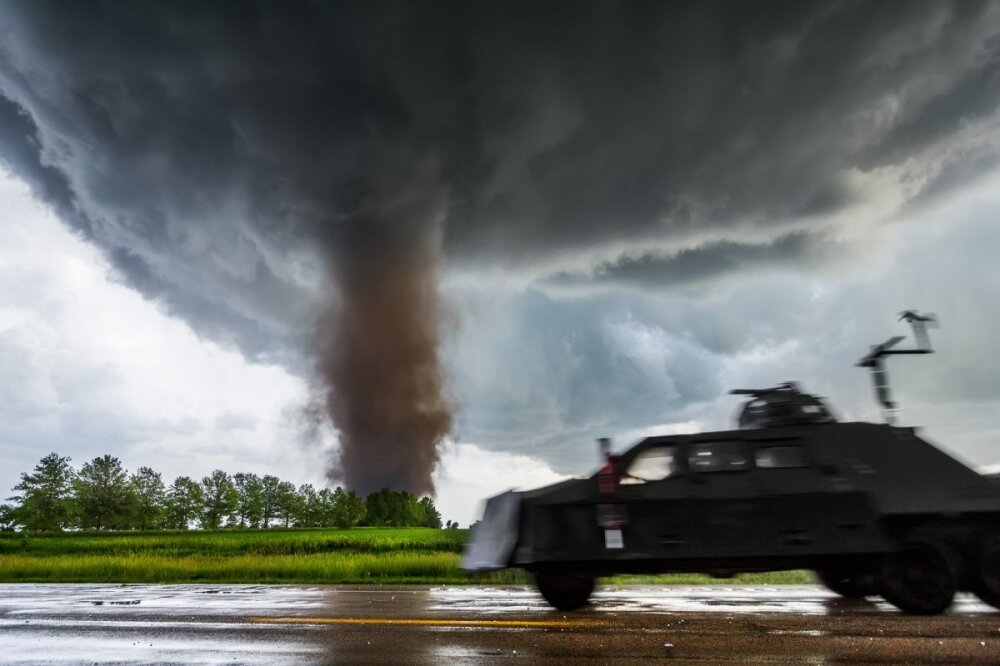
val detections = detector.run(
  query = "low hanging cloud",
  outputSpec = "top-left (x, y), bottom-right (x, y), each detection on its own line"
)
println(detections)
top-left (548, 231), bottom-right (845, 291)
top-left (1, 1), bottom-right (999, 492)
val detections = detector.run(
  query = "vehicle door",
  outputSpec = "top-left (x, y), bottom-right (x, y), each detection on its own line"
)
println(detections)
top-left (615, 443), bottom-right (695, 559)
top-left (751, 438), bottom-right (880, 555)
top-left (683, 439), bottom-right (760, 557)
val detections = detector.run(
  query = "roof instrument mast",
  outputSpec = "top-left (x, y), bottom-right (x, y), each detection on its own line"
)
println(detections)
top-left (856, 311), bottom-right (938, 425)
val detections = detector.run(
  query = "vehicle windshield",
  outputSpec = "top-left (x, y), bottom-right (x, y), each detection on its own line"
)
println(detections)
top-left (621, 447), bottom-right (676, 484)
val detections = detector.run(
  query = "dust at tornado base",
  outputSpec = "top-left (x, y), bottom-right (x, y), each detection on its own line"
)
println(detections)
top-left (1, 584), bottom-right (998, 664)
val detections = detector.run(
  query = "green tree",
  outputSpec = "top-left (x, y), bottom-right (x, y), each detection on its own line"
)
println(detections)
top-left (364, 488), bottom-right (391, 526)
top-left (0, 503), bottom-right (19, 531)
top-left (74, 455), bottom-right (135, 531)
top-left (165, 476), bottom-right (203, 529)
top-left (314, 488), bottom-right (337, 527)
top-left (331, 487), bottom-right (366, 528)
top-left (297, 484), bottom-right (320, 527)
top-left (365, 488), bottom-right (423, 527)
top-left (418, 496), bottom-right (442, 528)
top-left (200, 470), bottom-right (237, 529)
top-left (274, 481), bottom-right (300, 528)
top-left (259, 475), bottom-right (281, 528)
top-left (130, 466), bottom-right (166, 530)
top-left (232, 473), bottom-right (264, 528)
top-left (9, 453), bottom-right (76, 531)
top-left (363, 490), bottom-right (439, 527)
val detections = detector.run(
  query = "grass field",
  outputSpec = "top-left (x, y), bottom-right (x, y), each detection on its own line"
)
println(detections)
top-left (0, 528), bottom-right (813, 585)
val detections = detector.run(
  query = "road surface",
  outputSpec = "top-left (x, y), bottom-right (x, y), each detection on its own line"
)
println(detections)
top-left (1, 584), bottom-right (998, 664)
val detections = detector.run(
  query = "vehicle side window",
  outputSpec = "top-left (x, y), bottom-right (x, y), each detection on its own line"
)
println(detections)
top-left (755, 445), bottom-right (808, 469)
top-left (688, 441), bottom-right (751, 472)
top-left (621, 447), bottom-right (676, 484)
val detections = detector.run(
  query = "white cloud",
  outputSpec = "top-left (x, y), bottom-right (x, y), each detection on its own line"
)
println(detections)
top-left (433, 442), bottom-right (568, 527)
top-left (0, 171), bottom-right (320, 494)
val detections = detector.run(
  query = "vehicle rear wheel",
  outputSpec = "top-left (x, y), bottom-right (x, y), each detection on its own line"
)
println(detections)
top-left (973, 537), bottom-right (1000, 610)
top-left (816, 569), bottom-right (876, 598)
top-left (880, 541), bottom-right (957, 615)
top-left (534, 569), bottom-right (595, 611)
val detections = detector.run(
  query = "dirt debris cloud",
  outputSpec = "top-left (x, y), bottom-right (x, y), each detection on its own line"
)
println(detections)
top-left (316, 171), bottom-right (453, 495)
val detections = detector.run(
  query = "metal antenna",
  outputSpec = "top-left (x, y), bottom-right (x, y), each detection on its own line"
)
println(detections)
top-left (856, 312), bottom-right (937, 425)
top-left (899, 310), bottom-right (937, 352)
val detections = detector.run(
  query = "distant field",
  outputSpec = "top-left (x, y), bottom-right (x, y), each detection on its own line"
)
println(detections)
top-left (0, 528), bottom-right (813, 585)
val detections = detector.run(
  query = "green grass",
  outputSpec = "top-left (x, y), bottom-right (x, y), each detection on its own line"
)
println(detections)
top-left (0, 527), bottom-right (466, 557)
top-left (0, 528), bottom-right (814, 585)
top-left (0, 528), bottom-right (518, 584)
top-left (0, 552), bottom-right (470, 584)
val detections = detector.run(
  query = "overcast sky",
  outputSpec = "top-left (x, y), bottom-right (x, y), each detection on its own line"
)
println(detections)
top-left (2, 1), bottom-right (1000, 524)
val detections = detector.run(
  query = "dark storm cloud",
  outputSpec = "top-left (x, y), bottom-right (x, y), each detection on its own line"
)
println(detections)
top-left (548, 231), bottom-right (843, 290)
top-left (1, 0), bottom-right (999, 489)
top-left (3, 2), bottom-right (998, 280)
top-left (0, 94), bottom-right (89, 237)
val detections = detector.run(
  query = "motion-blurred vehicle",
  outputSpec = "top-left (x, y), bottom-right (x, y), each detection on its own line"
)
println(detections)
top-left (463, 314), bottom-right (1000, 615)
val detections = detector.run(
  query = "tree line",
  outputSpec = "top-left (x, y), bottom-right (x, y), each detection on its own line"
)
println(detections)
top-left (1, 453), bottom-right (455, 532)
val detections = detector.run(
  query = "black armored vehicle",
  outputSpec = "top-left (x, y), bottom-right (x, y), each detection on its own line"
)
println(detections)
top-left (463, 315), bottom-right (1000, 615)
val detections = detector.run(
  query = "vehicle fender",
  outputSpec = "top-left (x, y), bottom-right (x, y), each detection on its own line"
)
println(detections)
top-left (461, 490), bottom-right (522, 571)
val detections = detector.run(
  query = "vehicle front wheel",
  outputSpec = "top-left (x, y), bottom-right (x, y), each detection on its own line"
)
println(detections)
top-left (973, 537), bottom-right (1000, 610)
top-left (816, 569), bottom-right (876, 599)
top-left (534, 569), bottom-right (595, 611)
top-left (880, 541), bottom-right (957, 615)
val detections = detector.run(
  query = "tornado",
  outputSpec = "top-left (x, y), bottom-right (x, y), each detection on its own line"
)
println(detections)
top-left (315, 174), bottom-right (453, 496)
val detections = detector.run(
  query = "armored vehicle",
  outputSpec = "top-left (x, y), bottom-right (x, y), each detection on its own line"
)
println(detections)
top-left (462, 315), bottom-right (1000, 614)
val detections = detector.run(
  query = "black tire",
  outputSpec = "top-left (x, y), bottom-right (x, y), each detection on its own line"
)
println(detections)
top-left (973, 537), bottom-right (1000, 610)
top-left (816, 569), bottom-right (876, 599)
top-left (534, 569), bottom-right (595, 611)
top-left (879, 541), bottom-right (957, 615)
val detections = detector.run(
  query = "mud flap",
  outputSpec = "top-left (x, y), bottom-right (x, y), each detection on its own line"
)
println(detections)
top-left (461, 490), bottom-right (521, 571)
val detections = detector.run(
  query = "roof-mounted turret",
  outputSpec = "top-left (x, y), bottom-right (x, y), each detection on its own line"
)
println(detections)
top-left (730, 382), bottom-right (837, 429)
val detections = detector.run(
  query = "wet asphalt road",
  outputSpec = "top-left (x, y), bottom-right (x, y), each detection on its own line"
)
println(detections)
top-left (1, 584), bottom-right (998, 664)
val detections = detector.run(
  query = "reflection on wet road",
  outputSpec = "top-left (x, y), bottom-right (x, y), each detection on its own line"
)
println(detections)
top-left (1, 584), bottom-right (998, 664)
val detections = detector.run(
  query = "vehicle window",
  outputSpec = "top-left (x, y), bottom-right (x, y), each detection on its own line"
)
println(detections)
top-left (688, 441), bottom-right (751, 472)
top-left (621, 447), bottom-right (676, 484)
top-left (755, 445), bottom-right (809, 469)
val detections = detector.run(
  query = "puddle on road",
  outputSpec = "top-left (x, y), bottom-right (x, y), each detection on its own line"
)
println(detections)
top-left (0, 631), bottom-right (320, 665)
top-left (2, 583), bottom-right (995, 620)
top-left (0, 584), bottom-right (327, 617)
top-left (428, 585), bottom-right (998, 616)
